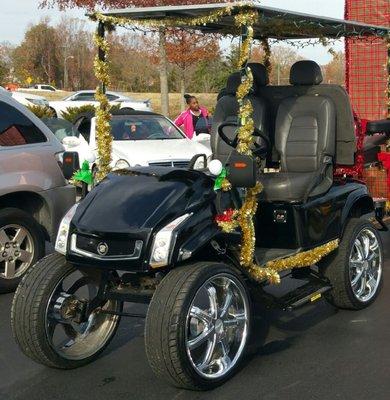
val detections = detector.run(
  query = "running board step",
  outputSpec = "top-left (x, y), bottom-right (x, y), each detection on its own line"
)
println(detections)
top-left (279, 282), bottom-right (332, 311)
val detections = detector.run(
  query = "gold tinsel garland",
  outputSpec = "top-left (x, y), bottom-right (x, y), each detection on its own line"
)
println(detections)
top-left (91, 3), bottom-right (259, 180)
top-left (93, 32), bottom-right (112, 181)
top-left (214, 9), bottom-right (340, 284)
top-left (91, 2), bottom-right (342, 282)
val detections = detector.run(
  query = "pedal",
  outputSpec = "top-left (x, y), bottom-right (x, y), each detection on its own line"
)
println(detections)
top-left (278, 281), bottom-right (332, 311)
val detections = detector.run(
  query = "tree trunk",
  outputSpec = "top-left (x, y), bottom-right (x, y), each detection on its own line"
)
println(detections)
top-left (158, 28), bottom-right (169, 116)
top-left (180, 67), bottom-right (186, 111)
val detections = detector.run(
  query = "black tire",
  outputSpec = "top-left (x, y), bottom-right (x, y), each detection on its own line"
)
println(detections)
top-left (319, 218), bottom-right (384, 310)
top-left (0, 207), bottom-right (45, 293)
top-left (145, 262), bottom-right (251, 390)
top-left (11, 253), bottom-right (121, 369)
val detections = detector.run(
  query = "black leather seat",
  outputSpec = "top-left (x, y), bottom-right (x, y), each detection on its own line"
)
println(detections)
top-left (211, 63), bottom-right (269, 163)
top-left (260, 61), bottom-right (336, 202)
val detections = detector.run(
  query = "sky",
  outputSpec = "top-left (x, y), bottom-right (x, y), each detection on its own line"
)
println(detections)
top-left (0, 0), bottom-right (345, 63)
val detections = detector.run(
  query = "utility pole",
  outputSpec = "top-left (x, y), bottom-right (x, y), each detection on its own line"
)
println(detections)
top-left (64, 55), bottom-right (74, 90)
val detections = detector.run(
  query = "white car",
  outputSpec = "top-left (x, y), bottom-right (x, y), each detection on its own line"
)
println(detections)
top-left (49, 90), bottom-right (152, 118)
top-left (11, 91), bottom-right (50, 108)
top-left (42, 111), bottom-right (211, 173)
top-left (19, 84), bottom-right (58, 92)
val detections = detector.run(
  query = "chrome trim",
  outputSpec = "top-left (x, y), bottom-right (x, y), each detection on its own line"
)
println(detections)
top-left (70, 234), bottom-right (143, 260)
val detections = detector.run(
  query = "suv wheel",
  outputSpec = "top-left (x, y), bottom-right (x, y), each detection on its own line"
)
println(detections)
top-left (0, 208), bottom-right (45, 293)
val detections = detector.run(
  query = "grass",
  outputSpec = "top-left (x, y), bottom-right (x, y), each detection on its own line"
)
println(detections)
top-left (18, 90), bottom-right (218, 119)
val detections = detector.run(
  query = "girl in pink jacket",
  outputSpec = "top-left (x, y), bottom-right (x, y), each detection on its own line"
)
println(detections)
top-left (174, 94), bottom-right (209, 139)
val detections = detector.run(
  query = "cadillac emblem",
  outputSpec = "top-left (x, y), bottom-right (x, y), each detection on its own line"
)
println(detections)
top-left (97, 242), bottom-right (109, 256)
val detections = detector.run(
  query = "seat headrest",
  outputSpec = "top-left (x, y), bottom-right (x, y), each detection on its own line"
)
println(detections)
top-left (225, 72), bottom-right (242, 95)
top-left (290, 60), bottom-right (323, 86)
top-left (248, 63), bottom-right (269, 90)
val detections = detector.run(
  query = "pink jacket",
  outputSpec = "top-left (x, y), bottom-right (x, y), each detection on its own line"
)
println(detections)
top-left (174, 106), bottom-right (209, 139)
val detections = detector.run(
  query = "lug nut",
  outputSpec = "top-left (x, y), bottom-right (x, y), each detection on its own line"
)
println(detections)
top-left (8, 257), bottom-right (13, 262)
top-left (14, 251), bottom-right (20, 257)
top-left (2, 252), bottom-right (7, 258)
top-left (5, 243), bottom-right (10, 249)
top-left (13, 243), bottom-right (17, 248)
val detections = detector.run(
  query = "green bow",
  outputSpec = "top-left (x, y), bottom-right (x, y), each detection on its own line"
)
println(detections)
top-left (214, 167), bottom-right (228, 191)
top-left (73, 160), bottom-right (93, 185)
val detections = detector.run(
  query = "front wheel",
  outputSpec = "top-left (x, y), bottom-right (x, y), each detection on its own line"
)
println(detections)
top-left (11, 253), bottom-right (122, 369)
top-left (145, 262), bottom-right (251, 390)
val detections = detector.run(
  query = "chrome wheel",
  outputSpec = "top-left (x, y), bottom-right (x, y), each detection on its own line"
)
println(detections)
top-left (186, 273), bottom-right (249, 379)
top-left (45, 270), bottom-right (120, 361)
top-left (0, 224), bottom-right (34, 280)
top-left (349, 228), bottom-right (382, 303)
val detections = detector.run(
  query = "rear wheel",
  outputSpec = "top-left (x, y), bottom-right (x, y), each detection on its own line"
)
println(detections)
top-left (145, 262), bottom-right (251, 390)
top-left (320, 218), bottom-right (383, 309)
top-left (0, 208), bottom-right (44, 293)
top-left (11, 253), bottom-right (121, 368)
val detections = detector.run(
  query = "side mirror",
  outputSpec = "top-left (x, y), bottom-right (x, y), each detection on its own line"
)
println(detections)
top-left (62, 151), bottom-right (80, 180)
top-left (227, 154), bottom-right (257, 188)
top-left (366, 119), bottom-right (390, 136)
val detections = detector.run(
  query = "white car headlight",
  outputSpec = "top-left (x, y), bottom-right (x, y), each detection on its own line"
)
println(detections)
top-left (114, 159), bottom-right (130, 170)
top-left (55, 203), bottom-right (79, 255)
top-left (150, 213), bottom-right (192, 268)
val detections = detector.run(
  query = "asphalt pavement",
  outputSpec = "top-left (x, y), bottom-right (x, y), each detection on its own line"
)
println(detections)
top-left (0, 232), bottom-right (389, 400)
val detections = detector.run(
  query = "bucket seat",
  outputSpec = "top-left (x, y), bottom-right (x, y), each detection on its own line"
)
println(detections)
top-left (211, 63), bottom-right (269, 163)
top-left (260, 60), bottom-right (336, 202)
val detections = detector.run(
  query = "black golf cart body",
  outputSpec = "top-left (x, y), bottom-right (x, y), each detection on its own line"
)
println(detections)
top-left (11, 2), bottom-right (390, 391)
top-left (65, 2), bottom-right (389, 281)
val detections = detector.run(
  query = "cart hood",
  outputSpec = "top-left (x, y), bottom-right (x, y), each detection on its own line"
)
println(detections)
top-left (72, 167), bottom-right (215, 234)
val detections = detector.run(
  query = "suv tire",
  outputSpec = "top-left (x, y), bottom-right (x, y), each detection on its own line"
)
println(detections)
top-left (0, 207), bottom-right (45, 293)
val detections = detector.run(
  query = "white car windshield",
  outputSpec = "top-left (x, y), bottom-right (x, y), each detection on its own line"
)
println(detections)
top-left (42, 118), bottom-right (80, 141)
top-left (110, 115), bottom-right (185, 141)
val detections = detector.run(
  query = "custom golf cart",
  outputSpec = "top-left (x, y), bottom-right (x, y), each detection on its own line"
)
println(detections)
top-left (12, 3), bottom-right (390, 391)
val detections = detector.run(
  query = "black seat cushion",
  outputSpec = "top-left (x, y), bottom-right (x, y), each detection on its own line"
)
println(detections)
top-left (261, 61), bottom-right (336, 202)
top-left (259, 172), bottom-right (317, 202)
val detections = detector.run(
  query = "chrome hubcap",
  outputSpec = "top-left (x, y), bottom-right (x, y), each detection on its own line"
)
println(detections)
top-left (0, 225), bottom-right (34, 279)
top-left (45, 270), bottom-right (120, 360)
top-left (186, 274), bottom-right (249, 379)
top-left (349, 227), bottom-right (382, 303)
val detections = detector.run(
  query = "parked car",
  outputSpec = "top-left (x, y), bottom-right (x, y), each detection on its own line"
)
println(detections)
top-left (0, 91), bottom-right (76, 293)
top-left (20, 84), bottom-right (58, 92)
top-left (42, 110), bottom-right (212, 171)
top-left (11, 91), bottom-right (50, 108)
top-left (49, 90), bottom-right (152, 117)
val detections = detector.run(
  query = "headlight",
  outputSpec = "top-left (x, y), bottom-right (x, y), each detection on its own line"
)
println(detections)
top-left (194, 157), bottom-right (205, 169)
top-left (150, 213), bottom-right (192, 268)
top-left (114, 159), bottom-right (130, 170)
top-left (55, 203), bottom-right (79, 255)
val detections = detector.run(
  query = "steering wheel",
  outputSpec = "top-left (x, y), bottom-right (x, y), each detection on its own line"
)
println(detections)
top-left (217, 122), bottom-right (270, 159)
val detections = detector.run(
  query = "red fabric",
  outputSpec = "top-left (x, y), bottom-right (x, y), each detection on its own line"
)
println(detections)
top-left (174, 106), bottom-right (209, 139)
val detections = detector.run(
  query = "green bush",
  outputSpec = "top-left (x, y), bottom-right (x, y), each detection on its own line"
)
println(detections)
top-left (61, 103), bottom-right (122, 123)
top-left (27, 105), bottom-right (55, 119)
top-left (61, 104), bottom-right (96, 122)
